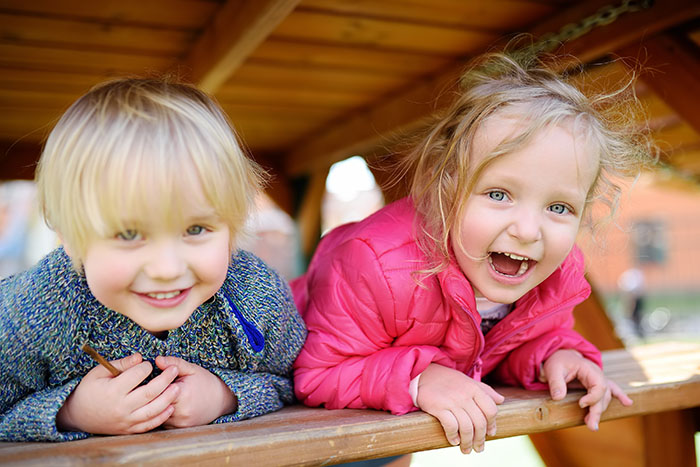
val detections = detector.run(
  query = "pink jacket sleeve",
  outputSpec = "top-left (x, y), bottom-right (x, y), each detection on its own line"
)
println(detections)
top-left (492, 327), bottom-right (603, 390)
top-left (293, 238), bottom-right (454, 415)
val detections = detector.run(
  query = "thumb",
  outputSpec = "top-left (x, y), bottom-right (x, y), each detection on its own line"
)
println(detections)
top-left (479, 382), bottom-right (505, 404)
top-left (156, 355), bottom-right (195, 375)
top-left (547, 370), bottom-right (568, 401)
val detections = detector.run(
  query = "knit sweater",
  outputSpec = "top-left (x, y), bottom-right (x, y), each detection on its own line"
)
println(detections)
top-left (0, 247), bottom-right (307, 442)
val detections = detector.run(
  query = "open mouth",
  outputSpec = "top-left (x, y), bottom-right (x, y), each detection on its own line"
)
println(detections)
top-left (488, 252), bottom-right (535, 277)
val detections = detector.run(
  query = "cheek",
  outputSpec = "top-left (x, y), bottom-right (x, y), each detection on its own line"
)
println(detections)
top-left (83, 257), bottom-right (134, 304)
top-left (548, 224), bottom-right (580, 261)
top-left (195, 239), bottom-right (231, 286)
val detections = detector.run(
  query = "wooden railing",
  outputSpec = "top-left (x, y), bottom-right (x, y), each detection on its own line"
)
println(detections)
top-left (1, 341), bottom-right (699, 466)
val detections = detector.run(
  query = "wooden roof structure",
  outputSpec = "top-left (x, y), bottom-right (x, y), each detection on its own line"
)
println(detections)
top-left (1, 0), bottom-right (699, 250)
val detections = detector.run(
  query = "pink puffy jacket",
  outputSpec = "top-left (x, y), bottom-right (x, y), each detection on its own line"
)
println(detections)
top-left (292, 197), bottom-right (602, 415)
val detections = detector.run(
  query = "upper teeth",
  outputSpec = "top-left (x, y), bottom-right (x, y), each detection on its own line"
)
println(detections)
top-left (147, 291), bottom-right (181, 300)
top-left (503, 252), bottom-right (528, 261)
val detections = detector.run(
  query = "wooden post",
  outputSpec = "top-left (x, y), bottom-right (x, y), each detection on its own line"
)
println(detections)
top-left (296, 168), bottom-right (328, 260)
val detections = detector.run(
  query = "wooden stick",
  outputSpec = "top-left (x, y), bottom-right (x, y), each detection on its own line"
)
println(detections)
top-left (81, 343), bottom-right (122, 376)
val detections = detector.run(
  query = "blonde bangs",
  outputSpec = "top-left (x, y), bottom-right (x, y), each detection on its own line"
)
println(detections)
top-left (36, 78), bottom-right (264, 266)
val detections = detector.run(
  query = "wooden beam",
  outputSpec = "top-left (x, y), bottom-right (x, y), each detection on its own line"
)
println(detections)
top-left (642, 410), bottom-right (698, 467)
top-left (284, 0), bottom-right (700, 176)
top-left (284, 67), bottom-right (459, 175)
top-left (296, 168), bottom-right (328, 259)
top-left (0, 141), bottom-right (42, 181)
top-left (529, 0), bottom-right (700, 64)
top-left (618, 32), bottom-right (700, 135)
top-left (182, 0), bottom-right (301, 93)
top-left (253, 152), bottom-right (295, 216)
top-left (1, 342), bottom-right (698, 466)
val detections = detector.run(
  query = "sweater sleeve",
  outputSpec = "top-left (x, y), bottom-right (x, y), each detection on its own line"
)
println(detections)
top-left (214, 258), bottom-right (307, 422)
top-left (293, 238), bottom-right (455, 415)
top-left (208, 369), bottom-right (294, 422)
top-left (0, 273), bottom-right (88, 441)
top-left (0, 377), bottom-right (88, 442)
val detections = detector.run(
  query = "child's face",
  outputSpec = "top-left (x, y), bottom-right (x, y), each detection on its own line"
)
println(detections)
top-left (80, 184), bottom-right (231, 334)
top-left (452, 116), bottom-right (598, 304)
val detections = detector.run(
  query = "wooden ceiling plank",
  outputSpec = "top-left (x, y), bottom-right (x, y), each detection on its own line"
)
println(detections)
top-left (0, 13), bottom-right (193, 54)
top-left (285, 65), bottom-right (460, 175)
top-left (284, 0), bottom-right (700, 176)
top-left (0, 44), bottom-right (174, 74)
top-left (0, 68), bottom-right (113, 92)
top-left (217, 85), bottom-right (368, 109)
top-left (251, 40), bottom-right (451, 75)
top-left (231, 62), bottom-right (407, 93)
top-left (272, 10), bottom-right (498, 55)
top-left (298, 0), bottom-right (557, 30)
top-left (619, 33), bottom-right (700, 135)
top-left (529, 0), bottom-right (700, 63)
top-left (183, 0), bottom-right (301, 93)
top-left (0, 0), bottom-right (218, 29)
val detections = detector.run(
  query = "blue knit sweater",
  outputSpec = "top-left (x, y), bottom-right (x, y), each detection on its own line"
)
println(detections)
top-left (0, 247), bottom-right (307, 442)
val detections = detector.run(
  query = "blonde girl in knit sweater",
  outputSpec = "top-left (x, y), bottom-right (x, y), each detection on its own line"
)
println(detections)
top-left (0, 78), bottom-right (306, 441)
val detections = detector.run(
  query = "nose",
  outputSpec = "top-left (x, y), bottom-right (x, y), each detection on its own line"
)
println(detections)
top-left (507, 207), bottom-right (543, 243)
top-left (144, 240), bottom-right (187, 280)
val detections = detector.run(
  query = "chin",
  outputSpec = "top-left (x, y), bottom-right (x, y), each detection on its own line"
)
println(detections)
top-left (483, 289), bottom-right (528, 305)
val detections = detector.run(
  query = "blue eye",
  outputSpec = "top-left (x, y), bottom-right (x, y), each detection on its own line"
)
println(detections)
top-left (549, 204), bottom-right (570, 215)
top-left (186, 225), bottom-right (206, 236)
top-left (116, 229), bottom-right (141, 241)
top-left (487, 191), bottom-right (508, 202)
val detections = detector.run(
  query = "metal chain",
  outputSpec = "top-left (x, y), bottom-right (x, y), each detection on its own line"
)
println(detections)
top-left (532, 0), bottom-right (654, 53)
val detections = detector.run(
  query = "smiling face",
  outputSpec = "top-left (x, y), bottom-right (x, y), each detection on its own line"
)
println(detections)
top-left (451, 114), bottom-right (599, 304)
top-left (81, 179), bottom-right (231, 334)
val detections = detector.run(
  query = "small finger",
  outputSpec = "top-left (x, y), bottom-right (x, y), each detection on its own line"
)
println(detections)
top-left (435, 410), bottom-right (460, 447)
top-left (473, 391), bottom-right (499, 437)
top-left (478, 382), bottom-right (505, 405)
top-left (609, 381), bottom-right (633, 406)
top-left (583, 389), bottom-right (611, 431)
top-left (463, 404), bottom-right (487, 453)
top-left (130, 365), bottom-right (178, 403)
top-left (548, 375), bottom-right (568, 400)
top-left (453, 409), bottom-right (474, 454)
top-left (156, 355), bottom-right (199, 377)
top-left (108, 353), bottom-right (143, 374)
top-left (128, 404), bottom-right (175, 434)
top-left (579, 382), bottom-right (606, 409)
top-left (116, 360), bottom-right (154, 392)
top-left (131, 383), bottom-right (180, 423)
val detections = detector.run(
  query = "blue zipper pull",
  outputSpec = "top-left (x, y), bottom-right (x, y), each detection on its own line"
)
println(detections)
top-left (225, 295), bottom-right (265, 352)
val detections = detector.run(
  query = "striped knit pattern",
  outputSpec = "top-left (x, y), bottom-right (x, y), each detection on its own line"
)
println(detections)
top-left (0, 248), bottom-right (306, 442)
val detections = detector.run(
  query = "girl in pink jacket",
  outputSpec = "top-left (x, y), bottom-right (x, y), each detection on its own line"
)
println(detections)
top-left (292, 50), bottom-right (655, 456)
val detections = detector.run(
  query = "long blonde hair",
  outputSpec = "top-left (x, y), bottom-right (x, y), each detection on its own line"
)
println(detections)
top-left (401, 50), bottom-right (656, 274)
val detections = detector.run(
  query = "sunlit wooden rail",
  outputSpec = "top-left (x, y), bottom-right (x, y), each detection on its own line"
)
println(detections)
top-left (1, 341), bottom-right (698, 466)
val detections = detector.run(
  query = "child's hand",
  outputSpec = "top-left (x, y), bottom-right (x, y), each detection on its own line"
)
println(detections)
top-left (56, 353), bottom-right (180, 435)
top-left (155, 356), bottom-right (238, 429)
top-left (416, 363), bottom-right (504, 454)
top-left (540, 349), bottom-right (633, 431)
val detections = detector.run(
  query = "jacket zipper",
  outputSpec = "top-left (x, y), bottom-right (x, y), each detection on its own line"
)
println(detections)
top-left (460, 301), bottom-right (485, 379)
top-left (480, 288), bottom-right (590, 362)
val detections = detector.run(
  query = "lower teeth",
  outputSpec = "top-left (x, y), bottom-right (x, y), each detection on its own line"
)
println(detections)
top-left (516, 261), bottom-right (528, 276)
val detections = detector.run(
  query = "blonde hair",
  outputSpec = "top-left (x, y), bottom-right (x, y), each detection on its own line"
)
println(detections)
top-left (402, 49), bottom-right (656, 274)
top-left (36, 78), bottom-right (265, 268)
